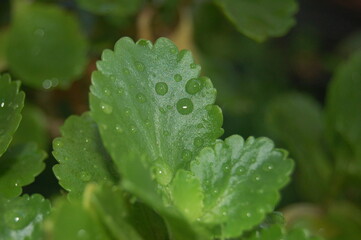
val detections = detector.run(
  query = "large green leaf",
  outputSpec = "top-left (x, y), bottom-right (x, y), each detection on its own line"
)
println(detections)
top-left (90, 37), bottom-right (223, 181)
top-left (0, 143), bottom-right (46, 198)
top-left (7, 2), bottom-right (87, 89)
top-left (0, 74), bottom-right (24, 157)
top-left (214, 0), bottom-right (298, 42)
top-left (176, 135), bottom-right (293, 238)
top-left (0, 194), bottom-right (51, 240)
top-left (265, 93), bottom-right (331, 202)
top-left (53, 113), bottom-right (119, 201)
top-left (326, 52), bottom-right (361, 159)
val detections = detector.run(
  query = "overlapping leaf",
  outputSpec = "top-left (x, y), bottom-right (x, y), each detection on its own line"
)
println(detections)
top-left (172, 135), bottom-right (293, 238)
top-left (0, 194), bottom-right (51, 240)
top-left (53, 113), bottom-right (119, 200)
top-left (0, 74), bottom-right (24, 157)
top-left (7, 2), bottom-right (87, 89)
top-left (0, 143), bottom-right (46, 198)
top-left (215, 0), bottom-right (298, 42)
top-left (90, 37), bottom-right (223, 182)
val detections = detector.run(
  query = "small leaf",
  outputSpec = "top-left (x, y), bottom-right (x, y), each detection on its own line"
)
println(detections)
top-left (0, 143), bottom-right (46, 198)
top-left (215, 0), bottom-right (298, 42)
top-left (90, 37), bottom-right (223, 182)
top-left (189, 135), bottom-right (293, 237)
top-left (0, 194), bottom-right (51, 240)
top-left (0, 74), bottom-right (24, 157)
top-left (265, 93), bottom-right (331, 202)
top-left (53, 113), bottom-right (119, 201)
top-left (7, 2), bottom-right (87, 89)
top-left (326, 51), bottom-right (361, 159)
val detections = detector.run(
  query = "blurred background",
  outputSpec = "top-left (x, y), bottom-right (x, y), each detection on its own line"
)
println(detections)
top-left (1, 0), bottom-right (361, 239)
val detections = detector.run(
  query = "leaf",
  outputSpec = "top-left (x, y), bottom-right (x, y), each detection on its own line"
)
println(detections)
top-left (0, 194), bottom-right (51, 240)
top-left (185, 135), bottom-right (293, 238)
top-left (0, 29), bottom-right (9, 71)
top-left (48, 197), bottom-right (111, 240)
top-left (90, 37), bottom-right (223, 181)
top-left (325, 51), bottom-right (361, 159)
top-left (0, 143), bottom-right (46, 198)
top-left (244, 225), bottom-right (323, 240)
top-left (0, 74), bottom-right (24, 157)
top-left (76, 0), bottom-right (142, 18)
top-left (214, 0), bottom-right (298, 42)
top-left (53, 113), bottom-right (119, 201)
top-left (265, 93), bottom-right (331, 202)
top-left (7, 2), bottom-right (87, 89)
top-left (11, 103), bottom-right (48, 150)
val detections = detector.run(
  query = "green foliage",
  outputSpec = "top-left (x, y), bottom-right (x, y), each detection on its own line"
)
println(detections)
top-left (0, 194), bottom-right (51, 240)
top-left (7, 2), bottom-right (87, 89)
top-left (215, 0), bottom-right (298, 42)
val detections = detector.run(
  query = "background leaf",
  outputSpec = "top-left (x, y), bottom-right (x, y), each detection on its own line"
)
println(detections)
top-left (214, 0), bottom-right (298, 42)
top-left (0, 143), bottom-right (46, 198)
top-left (53, 113), bottom-right (119, 201)
top-left (0, 74), bottom-right (24, 157)
top-left (0, 194), bottom-right (51, 240)
top-left (7, 2), bottom-right (88, 89)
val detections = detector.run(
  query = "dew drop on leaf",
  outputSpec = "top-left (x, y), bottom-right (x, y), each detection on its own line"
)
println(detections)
top-left (77, 229), bottom-right (90, 239)
top-left (190, 63), bottom-right (197, 69)
top-left (115, 124), bottom-right (123, 133)
top-left (0, 101), bottom-right (4, 107)
top-left (80, 171), bottom-right (91, 182)
top-left (136, 93), bottom-right (146, 103)
top-left (4, 208), bottom-right (34, 230)
top-left (104, 89), bottom-right (110, 95)
top-left (135, 61), bottom-right (145, 72)
top-left (100, 103), bottom-right (113, 114)
top-left (174, 74), bottom-right (182, 82)
top-left (176, 98), bottom-right (193, 115)
top-left (185, 78), bottom-right (202, 95)
top-left (155, 82), bottom-right (168, 96)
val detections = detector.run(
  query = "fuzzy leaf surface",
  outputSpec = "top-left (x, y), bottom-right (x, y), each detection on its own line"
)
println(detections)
top-left (0, 194), bottom-right (51, 240)
top-left (7, 2), bottom-right (87, 89)
top-left (0, 143), bottom-right (46, 198)
top-left (215, 0), bottom-right (298, 42)
top-left (0, 74), bottom-right (24, 157)
top-left (90, 37), bottom-right (223, 182)
top-left (185, 135), bottom-right (293, 237)
top-left (53, 113), bottom-right (119, 201)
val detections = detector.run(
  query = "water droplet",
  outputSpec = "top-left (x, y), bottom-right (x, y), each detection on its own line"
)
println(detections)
top-left (246, 212), bottom-right (252, 217)
top-left (100, 103), bottom-right (112, 114)
top-left (115, 124), bottom-right (123, 133)
top-left (222, 211), bottom-right (227, 216)
top-left (238, 167), bottom-right (245, 173)
top-left (152, 161), bottom-right (172, 186)
top-left (264, 164), bottom-right (273, 171)
top-left (135, 61), bottom-right (145, 72)
top-left (117, 87), bottom-right (124, 95)
top-left (193, 137), bottom-right (204, 148)
top-left (0, 102), bottom-right (4, 107)
top-left (104, 89), bottom-right (110, 95)
top-left (181, 150), bottom-right (192, 161)
top-left (77, 229), bottom-right (90, 239)
top-left (176, 98), bottom-right (193, 115)
top-left (254, 176), bottom-right (261, 181)
top-left (155, 82), bottom-right (168, 96)
top-left (130, 126), bottom-right (137, 133)
top-left (258, 189), bottom-right (264, 194)
top-left (190, 63), bottom-right (197, 69)
top-left (174, 74), bottom-right (182, 82)
top-left (185, 78), bottom-right (202, 95)
top-left (85, 138), bottom-right (89, 143)
top-left (33, 28), bottom-right (45, 37)
top-left (145, 120), bottom-right (151, 127)
top-left (80, 171), bottom-right (91, 182)
top-left (4, 208), bottom-right (34, 230)
top-left (42, 79), bottom-right (52, 89)
top-left (213, 190), bottom-right (218, 194)
top-left (136, 93), bottom-right (146, 103)
top-left (124, 107), bottom-right (131, 116)
top-left (123, 68), bottom-right (130, 75)
top-left (53, 139), bottom-right (62, 148)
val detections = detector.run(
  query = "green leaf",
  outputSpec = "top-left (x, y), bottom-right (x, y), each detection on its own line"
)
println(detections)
top-left (0, 74), bottom-right (24, 157)
top-left (7, 2), bottom-right (87, 89)
top-left (215, 0), bottom-right (298, 42)
top-left (90, 37), bottom-right (223, 181)
top-left (53, 113), bottom-right (119, 201)
top-left (186, 135), bottom-right (293, 238)
top-left (0, 194), bottom-right (51, 240)
top-left (76, 0), bottom-right (143, 18)
top-left (0, 143), bottom-right (46, 198)
top-left (48, 197), bottom-right (111, 240)
top-left (244, 225), bottom-right (322, 240)
top-left (326, 51), bottom-right (361, 159)
top-left (265, 93), bottom-right (331, 202)
top-left (11, 103), bottom-right (48, 150)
